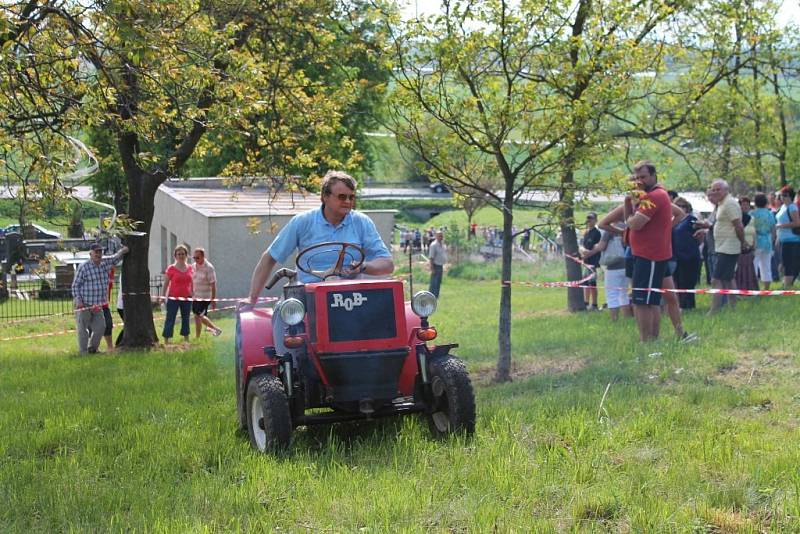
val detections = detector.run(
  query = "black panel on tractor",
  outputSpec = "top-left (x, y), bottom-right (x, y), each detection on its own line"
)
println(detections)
top-left (326, 288), bottom-right (396, 342)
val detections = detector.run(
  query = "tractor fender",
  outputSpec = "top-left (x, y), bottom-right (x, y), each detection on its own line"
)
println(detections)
top-left (237, 308), bottom-right (277, 371)
top-left (403, 302), bottom-right (423, 335)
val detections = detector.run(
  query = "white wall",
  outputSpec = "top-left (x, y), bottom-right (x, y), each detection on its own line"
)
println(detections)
top-left (149, 190), bottom-right (210, 282)
top-left (208, 214), bottom-right (293, 299)
top-left (149, 192), bottom-right (396, 301)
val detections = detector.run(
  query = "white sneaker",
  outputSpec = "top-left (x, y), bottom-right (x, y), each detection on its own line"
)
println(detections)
top-left (680, 332), bottom-right (698, 343)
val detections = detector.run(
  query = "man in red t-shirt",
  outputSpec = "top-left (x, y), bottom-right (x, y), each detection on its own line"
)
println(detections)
top-left (624, 160), bottom-right (672, 342)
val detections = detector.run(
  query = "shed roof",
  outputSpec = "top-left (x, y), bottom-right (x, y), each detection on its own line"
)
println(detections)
top-left (159, 184), bottom-right (322, 218)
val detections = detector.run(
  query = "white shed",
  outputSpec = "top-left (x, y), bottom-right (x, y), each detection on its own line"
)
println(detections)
top-left (149, 179), bottom-right (396, 300)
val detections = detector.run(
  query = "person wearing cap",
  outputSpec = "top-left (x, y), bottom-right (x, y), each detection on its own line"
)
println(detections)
top-left (71, 243), bottom-right (129, 353)
top-left (428, 229), bottom-right (448, 297)
top-left (580, 212), bottom-right (602, 310)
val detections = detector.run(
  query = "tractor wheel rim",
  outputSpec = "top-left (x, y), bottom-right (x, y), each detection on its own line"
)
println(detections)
top-left (250, 400), bottom-right (266, 450)
top-left (432, 411), bottom-right (450, 432)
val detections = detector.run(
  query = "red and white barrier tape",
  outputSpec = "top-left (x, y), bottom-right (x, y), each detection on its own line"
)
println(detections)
top-left (0, 304), bottom-right (238, 342)
top-left (503, 254), bottom-right (597, 288)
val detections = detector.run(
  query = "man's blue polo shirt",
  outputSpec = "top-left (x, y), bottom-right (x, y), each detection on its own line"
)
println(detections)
top-left (267, 206), bottom-right (391, 283)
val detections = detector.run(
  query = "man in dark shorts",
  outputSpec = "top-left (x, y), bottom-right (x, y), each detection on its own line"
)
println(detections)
top-left (580, 212), bottom-right (602, 310)
top-left (624, 160), bottom-right (673, 342)
top-left (706, 180), bottom-right (745, 313)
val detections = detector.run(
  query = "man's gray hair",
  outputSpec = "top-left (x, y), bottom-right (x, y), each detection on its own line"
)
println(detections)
top-left (711, 179), bottom-right (730, 191)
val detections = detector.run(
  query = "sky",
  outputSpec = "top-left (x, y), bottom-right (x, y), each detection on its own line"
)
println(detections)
top-left (401, 0), bottom-right (799, 27)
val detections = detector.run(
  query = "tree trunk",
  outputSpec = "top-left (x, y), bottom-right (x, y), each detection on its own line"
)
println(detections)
top-left (769, 49), bottom-right (788, 187)
top-left (559, 168), bottom-right (585, 312)
top-left (119, 169), bottom-right (159, 348)
top-left (494, 190), bottom-right (514, 383)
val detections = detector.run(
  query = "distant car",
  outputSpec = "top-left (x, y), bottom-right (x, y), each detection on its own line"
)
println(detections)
top-left (2, 223), bottom-right (62, 239)
top-left (429, 183), bottom-right (449, 194)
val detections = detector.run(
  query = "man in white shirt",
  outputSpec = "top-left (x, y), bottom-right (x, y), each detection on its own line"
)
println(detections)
top-left (707, 179), bottom-right (746, 313)
top-left (428, 230), bottom-right (448, 297)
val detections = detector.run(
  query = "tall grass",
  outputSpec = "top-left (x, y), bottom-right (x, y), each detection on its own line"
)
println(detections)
top-left (1, 261), bottom-right (799, 531)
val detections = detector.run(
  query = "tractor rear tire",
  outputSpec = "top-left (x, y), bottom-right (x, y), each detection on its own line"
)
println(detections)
top-left (426, 355), bottom-right (476, 437)
top-left (246, 375), bottom-right (292, 452)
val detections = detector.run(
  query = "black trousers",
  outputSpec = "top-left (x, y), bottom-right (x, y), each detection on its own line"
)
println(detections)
top-left (115, 309), bottom-right (124, 346)
top-left (675, 258), bottom-right (701, 309)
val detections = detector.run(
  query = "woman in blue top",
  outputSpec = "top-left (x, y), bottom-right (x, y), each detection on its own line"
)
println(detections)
top-left (672, 198), bottom-right (702, 309)
top-left (750, 193), bottom-right (777, 290)
top-left (775, 186), bottom-right (800, 288)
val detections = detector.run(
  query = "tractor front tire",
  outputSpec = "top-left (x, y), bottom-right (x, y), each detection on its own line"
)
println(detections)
top-left (246, 375), bottom-right (292, 452)
top-left (426, 355), bottom-right (476, 437)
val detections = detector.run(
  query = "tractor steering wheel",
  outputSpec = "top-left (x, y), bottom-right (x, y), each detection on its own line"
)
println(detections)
top-left (295, 242), bottom-right (365, 281)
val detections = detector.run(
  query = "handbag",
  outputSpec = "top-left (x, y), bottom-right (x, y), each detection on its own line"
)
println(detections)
top-left (600, 234), bottom-right (625, 266)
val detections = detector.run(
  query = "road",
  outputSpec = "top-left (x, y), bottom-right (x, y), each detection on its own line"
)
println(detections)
top-left (0, 185), bottom-right (94, 200)
top-left (360, 187), bottom-right (450, 200)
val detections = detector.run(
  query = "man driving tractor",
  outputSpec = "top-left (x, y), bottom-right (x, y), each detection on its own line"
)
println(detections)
top-left (245, 170), bottom-right (395, 304)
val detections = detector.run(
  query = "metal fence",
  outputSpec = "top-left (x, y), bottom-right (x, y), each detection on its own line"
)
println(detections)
top-left (0, 275), bottom-right (164, 321)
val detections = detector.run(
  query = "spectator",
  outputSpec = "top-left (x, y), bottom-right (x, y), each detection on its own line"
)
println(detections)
top-left (580, 212), bottom-right (602, 310)
top-left (115, 275), bottom-right (125, 346)
top-left (750, 193), bottom-right (777, 290)
top-left (521, 228), bottom-right (531, 252)
top-left (428, 230), bottom-right (448, 298)
top-left (601, 199), bottom-right (691, 339)
top-left (706, 179), bottom-right (745, 313)
top-left (672, 198), bottom-right (702, 309)
top-left (770, 190), bottom-right (782, 282)
top-left (191, 248), bottom-right (222, 338)
top-left (13, 258), bottom-right (25, 275)
top-left (734, 208), bottom-right (759, 292)
top-left (698, 185), bottom-right (718, 285)
top-left (162, 244), bottom-right (193, 344)
top-left (623, 160), bottom-right (673, 342)
top-left (102, 268), bottom-right (116, 353)
top-left (597, 225), bottom-right (631, 320)
top-left (71, 243), bottom-right (129, 354)
top-left (775, 185), bottom-right (800, 289)
top-left (768, 191), bottom-right (781, 212)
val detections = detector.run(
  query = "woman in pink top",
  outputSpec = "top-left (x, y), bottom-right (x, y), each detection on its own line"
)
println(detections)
top-left (162, 244), bottom-right (194, 343)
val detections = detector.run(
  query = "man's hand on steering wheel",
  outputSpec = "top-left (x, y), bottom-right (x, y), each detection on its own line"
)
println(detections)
top-left (341, 261), bottom-right (366, 279)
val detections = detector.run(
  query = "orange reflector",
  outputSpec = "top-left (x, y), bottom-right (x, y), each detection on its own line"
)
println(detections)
top-left (284, 336), bottom-right (304, 348)
top-left (417, 328), bottom-right (437, 341)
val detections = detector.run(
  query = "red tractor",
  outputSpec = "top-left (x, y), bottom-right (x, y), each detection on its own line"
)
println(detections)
top-left (235, 242), bottom-right (476, 452)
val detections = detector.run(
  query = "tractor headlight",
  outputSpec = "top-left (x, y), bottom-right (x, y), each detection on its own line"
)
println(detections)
top-left (279, 298), bottom-right (305, 326)
top-left (411, 291), bottom-right (438, 318)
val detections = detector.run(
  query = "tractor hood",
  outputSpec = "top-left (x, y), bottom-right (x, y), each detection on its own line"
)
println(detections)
top-left (304, 279), bottom-right (408, 353)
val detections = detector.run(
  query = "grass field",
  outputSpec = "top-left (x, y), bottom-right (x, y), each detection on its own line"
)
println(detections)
top-left (2, 259), bottom-right (799, 531)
